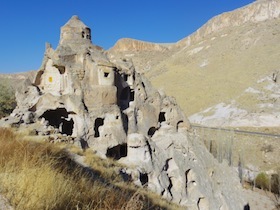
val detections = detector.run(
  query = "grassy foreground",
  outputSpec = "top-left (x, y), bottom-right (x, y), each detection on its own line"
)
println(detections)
top-left (0, 128), bottom-right (180, 210)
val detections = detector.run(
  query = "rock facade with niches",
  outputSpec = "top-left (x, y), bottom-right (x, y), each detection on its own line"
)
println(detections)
top-left (1, 16), bottom-right (248, 209)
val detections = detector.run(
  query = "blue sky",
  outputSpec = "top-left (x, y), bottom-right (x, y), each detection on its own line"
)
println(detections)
top-left (0, 0), bottom-right (254, 73)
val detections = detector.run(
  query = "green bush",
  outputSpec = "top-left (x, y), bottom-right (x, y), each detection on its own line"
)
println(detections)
top-left (0, 82), bottom-right (16, 118)
top-left (255, 172), bottom-right (270, 190)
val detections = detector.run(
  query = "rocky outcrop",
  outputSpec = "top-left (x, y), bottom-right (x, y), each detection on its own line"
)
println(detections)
top-left (0, 15), bottom-right (249, 209)
top-left (109, 38), bottom-right (170, 52)
top-left (109, 0), bottom-right (280, 53)
top-left (177, 0), bottom-right (280, 47)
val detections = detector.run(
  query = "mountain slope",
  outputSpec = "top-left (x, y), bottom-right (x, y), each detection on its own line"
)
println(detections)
top-left (109, 0), bottom-right (280, 124)
top-left (150, 18), bottom-right (280, 117)
top-left (108, 38), bottom-right (176, 74)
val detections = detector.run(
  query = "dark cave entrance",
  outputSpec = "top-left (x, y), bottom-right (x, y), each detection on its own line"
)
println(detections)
top-left (148, 127), bottom-right (157, 137)
top-left (94, 118), bottom-right (104, 137)
top-left (106, 144), bottom-right (127, 160)
top-left (61, 118), bottom-right (74, 136)
top-left (41, 108), bottom-right (74, 136)
top-left (118, 86), bottom-right (131, 110)
top-left (104, 72), bottom-right (109, 78)
top-left (140, 173), bottom-right (149, 186)
top-left (158, 112), bottom-right (166, 123)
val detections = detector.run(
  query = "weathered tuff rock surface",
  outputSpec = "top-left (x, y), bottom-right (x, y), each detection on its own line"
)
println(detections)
top-left (1, 16), bottom-right (248, 209)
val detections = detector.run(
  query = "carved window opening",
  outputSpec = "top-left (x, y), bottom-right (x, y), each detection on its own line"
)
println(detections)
top-left (106, 144), bottom-right (127, 160)
top-left (104, 72), bottom-right (109, 78)
top-left (148, 127), bottom-right (157, 137)
top-left (82, 31), bottom-right (85, 38)
top-left (123, 74), bottom-right (128, 81)
top-left (55, 66), bottom-right (66, 74)
top-left (61, 118), bottom-right (74, 135)
top-left (130, 90), bottom-right (135, 101)
top-left (94, 118), bottom-right (104, 137)
top-left (158, 112), bottom-right (166, 123)
top-left (85, 28), bottom-right (91, 40)
top-left (140, 173), bottom-right (148, 186)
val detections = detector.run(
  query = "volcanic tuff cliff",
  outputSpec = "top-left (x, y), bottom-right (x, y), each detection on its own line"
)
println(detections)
top-left (0, 16), bottom-right (249, 209)
top-left (110, 38), bottom-right (171, 52)
top-left (108, 0), bottom-right (280, 122)
top-left (176, 0), bottom-right (280, 48)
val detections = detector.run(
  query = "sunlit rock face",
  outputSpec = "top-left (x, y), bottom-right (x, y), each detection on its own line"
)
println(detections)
top-left (1, 15), bottom-right (248, 209)
top-left (176, 0), bottom-right (280, 48)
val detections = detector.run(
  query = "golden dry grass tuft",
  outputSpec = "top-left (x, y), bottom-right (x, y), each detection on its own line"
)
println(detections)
top-left (0, 128), bottom-right (180, 210)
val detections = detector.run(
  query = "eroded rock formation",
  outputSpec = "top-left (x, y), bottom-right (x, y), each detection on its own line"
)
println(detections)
top-left (176, 0), bottom-right (280, 48)
top-left (1, 16), bottom-right (248, 209)
top-left (110, 38), bottom-right (170, 52)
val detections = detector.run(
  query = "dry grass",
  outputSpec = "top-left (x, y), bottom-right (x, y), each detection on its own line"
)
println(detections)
top-left (0, 128), bottom-right (180, 210)
top-left (194, 126), bottom-right (280, 171)
top-left (147, 19), bottom-right (280, 116)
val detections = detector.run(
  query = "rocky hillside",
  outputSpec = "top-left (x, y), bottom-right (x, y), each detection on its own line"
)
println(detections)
top-left (109, 38), bottom-right (171, 52)
top-left (0, 71), bottom-right (36, 90)
top-left (108, 0), bottom-right (280, 127)
top-left (108, 38), bottom-right (175, 74)
top-left (176, 0), bottom-right (280, 48)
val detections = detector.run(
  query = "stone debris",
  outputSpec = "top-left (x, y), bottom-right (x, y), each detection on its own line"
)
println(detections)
top-left (0, 15), bottom-right (249, 209)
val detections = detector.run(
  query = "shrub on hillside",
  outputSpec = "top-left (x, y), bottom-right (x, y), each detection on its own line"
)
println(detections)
top-left (255, 172), bottom-right (270, 190)
top-left (0, 82), bottom-right (16, 118)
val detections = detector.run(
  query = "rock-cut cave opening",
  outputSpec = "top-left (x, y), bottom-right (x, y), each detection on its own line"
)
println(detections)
top-left (40, 108), bottom-right (74, 136)
top-left (140, 173), bottom-right (149, 186)
top-left (94, 118), bottom-right (104, 137)
top-left (106, 144), bottom-right (127, 160)
top-left (158, 112), bottom-right (166, 123)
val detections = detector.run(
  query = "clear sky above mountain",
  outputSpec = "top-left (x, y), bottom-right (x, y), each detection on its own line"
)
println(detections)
top-left (0, 0), bottom-right (255, 73)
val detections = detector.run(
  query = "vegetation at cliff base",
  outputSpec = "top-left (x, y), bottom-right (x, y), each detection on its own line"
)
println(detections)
top-left (0, 128), bottom-right (180, 210)
top-left (0, 81), bottom-right (16, 118)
